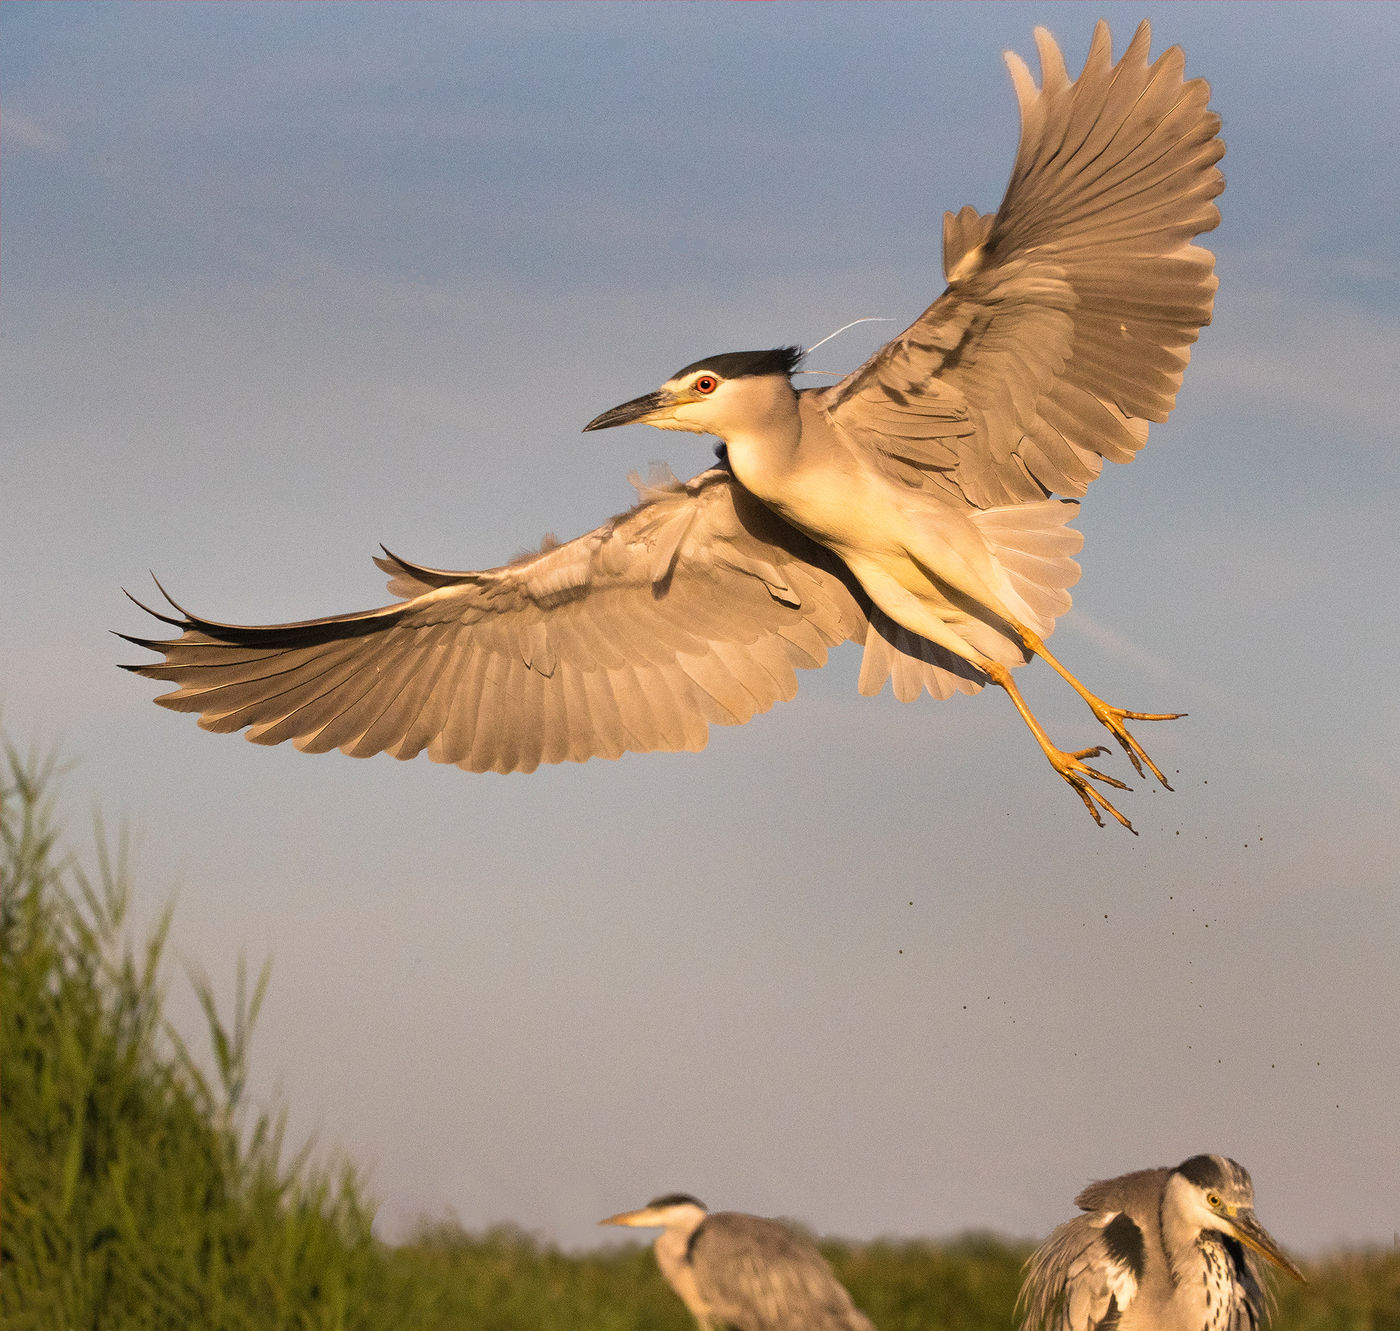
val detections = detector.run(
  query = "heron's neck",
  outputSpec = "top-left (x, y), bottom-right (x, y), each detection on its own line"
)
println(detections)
top-left (654, 1226), bottom-right (692, 1285)
top-left (654, 1220), bottom-right (710, 1325)
top-left (716, 383), bottom-right (803, 503)
top-left (1158, 1185), bottom-right (1218, 1288)
top-left (1157, 1208), bottom-right (1241, 1331)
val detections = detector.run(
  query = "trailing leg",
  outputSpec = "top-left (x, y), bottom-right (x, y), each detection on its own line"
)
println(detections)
top-left (980, 658), bottom-right (1138, 834)
top-left (1016, 626), bottom-right (1182, 789)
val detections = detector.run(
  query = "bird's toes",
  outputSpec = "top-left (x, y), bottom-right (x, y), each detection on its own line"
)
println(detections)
top-left (1066, 774), bottom-right (1138, 835)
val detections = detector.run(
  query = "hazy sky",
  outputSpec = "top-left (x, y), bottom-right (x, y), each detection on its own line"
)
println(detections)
top-left (3, 2), bottom-right (1397, 1254)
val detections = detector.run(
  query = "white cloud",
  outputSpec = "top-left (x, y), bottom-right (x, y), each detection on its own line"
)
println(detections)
top-left (1201, 265), bottom-right (1400, 444)
top-left (1059, 608), bottom-right (1174, 683)
top-left (4, 109), bottom-right (65, 153)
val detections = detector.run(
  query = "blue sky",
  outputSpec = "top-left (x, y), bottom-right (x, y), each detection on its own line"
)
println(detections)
top-left (3, 2), bottom-right (1397, 1252)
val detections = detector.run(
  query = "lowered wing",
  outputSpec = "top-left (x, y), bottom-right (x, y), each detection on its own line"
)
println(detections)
top-left (121, 468), bottom-right (867, 774)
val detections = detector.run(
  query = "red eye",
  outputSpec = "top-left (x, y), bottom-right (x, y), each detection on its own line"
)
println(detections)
top-left (694, 375), bottom-right (718, 394)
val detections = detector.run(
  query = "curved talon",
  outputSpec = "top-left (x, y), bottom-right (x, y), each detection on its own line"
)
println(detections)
top-left (1062, 746), bottom-right (1131, 792)
top-left (1064, 772), bottom-right (1131, 834)
top-left (1089, 705), bottom-right (1184, 789)
top-left (1051, 745), bottom-right (1137, 833)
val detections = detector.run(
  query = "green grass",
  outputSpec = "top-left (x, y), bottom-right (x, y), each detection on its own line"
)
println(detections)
top-left (2, 736), bottom-right (1397, 1329)
top-left (1, 742), bottom-right (377, 1328)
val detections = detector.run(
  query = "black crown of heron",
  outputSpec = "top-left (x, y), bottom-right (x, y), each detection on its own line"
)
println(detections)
top-left (123, 20), bottom-right (1224, 834)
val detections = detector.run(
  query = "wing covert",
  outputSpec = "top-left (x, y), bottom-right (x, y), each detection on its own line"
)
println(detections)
top-left (813, 19), bottom-right (1223, 509)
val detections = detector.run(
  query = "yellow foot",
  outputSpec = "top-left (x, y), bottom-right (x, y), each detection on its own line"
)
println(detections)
top-left (1052, 745), bottom-right (1138, 835)
top-left (1086, 702), bottom-right (1184, 789)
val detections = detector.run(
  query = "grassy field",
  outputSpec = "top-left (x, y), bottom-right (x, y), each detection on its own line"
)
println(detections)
top-left (3, 738), bottom-right (1397, 1329)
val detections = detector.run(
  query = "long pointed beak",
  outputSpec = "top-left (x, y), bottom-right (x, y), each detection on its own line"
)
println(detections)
top-left (582, 389), bottom-right (671, 432)
top-left (1229, 1209), bottom-right (1307, 1283)
top-left (598, 1208), bottom-right (650, 1227)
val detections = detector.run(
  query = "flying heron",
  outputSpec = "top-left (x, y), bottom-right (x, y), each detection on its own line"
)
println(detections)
top-left (601, 1193), bottom-right (874, 1331)
top-left (122, 20), bottom-right (1223, 832)
top-left (1020, 1155), bottom-right (1305, 1331)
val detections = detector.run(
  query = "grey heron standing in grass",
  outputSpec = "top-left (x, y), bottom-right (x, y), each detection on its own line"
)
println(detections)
top-left (601, 1194), bottom-right (875, 1331)
top-left (1020, 1155), bottom-right (1305, 1331)
top-left (123, 20), bottom-right (1223, 832)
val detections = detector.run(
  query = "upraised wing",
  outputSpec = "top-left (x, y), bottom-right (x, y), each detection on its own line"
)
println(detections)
top-left (812, 19), bottom-right (1224, 509)
top-left (120, 468), bottom-right (868, 774)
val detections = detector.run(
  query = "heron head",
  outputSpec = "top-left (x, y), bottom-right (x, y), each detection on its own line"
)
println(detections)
top-left (583, 347), bottom-right (803, 439)
top-left (1172, 1155), bottom-right (1306, 1282)
top-left (599, 1193), bottom-right (709, 1230)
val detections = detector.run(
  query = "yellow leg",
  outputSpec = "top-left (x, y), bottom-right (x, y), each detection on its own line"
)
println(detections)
top-left (1015, 626), bottom-right (1183, 790)
top-left (980, 659), bottom-right (1138, 834)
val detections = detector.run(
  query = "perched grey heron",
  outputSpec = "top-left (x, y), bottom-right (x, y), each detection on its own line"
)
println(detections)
top-left (1020, 1155), bottom-right (1305, 1331)
top-left (122, 20), bottom-right (1223, 832)
top-left (601, 1193), bottom-right (874, 1331)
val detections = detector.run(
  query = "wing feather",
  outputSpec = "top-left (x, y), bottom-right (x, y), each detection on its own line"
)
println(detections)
top-left (813, 19), bottom-right (1223, 509)
top-left (123, 469), bottom-right (872, 772)
top-left (1020, 1211), bottom-right (1144, 1331)
top-left (690, 1214), bottom-right (874, 1331)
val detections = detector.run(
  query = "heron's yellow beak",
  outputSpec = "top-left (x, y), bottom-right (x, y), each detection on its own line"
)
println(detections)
top-left (1226, 1208), bottom-right (1306, 1283)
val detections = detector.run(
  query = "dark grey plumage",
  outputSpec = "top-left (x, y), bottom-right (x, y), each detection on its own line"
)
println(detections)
top-left (601, 1196), bottom-right (873, 1331)
top-left (1021, 1155), bottom-right (1303, 1331)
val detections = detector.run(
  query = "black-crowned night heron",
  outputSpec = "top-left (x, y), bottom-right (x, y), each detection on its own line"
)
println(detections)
top-left (123, 20), bottom-right (1223, 832)
top-left (1020, 1155), bottom-right (1305, 1331)
top-left (601, 1193), bottom-right (874, 1331)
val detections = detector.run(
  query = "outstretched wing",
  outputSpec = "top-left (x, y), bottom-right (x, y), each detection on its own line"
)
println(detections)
top-left (691, 1214), bottom-right (875, 1331)
top-left (813, 19), bottom-right (1224, 509)
top-left (1019, 1209), bottom-right (1146, 1331)
top-left (120, 468), bottom-right (867, 774)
